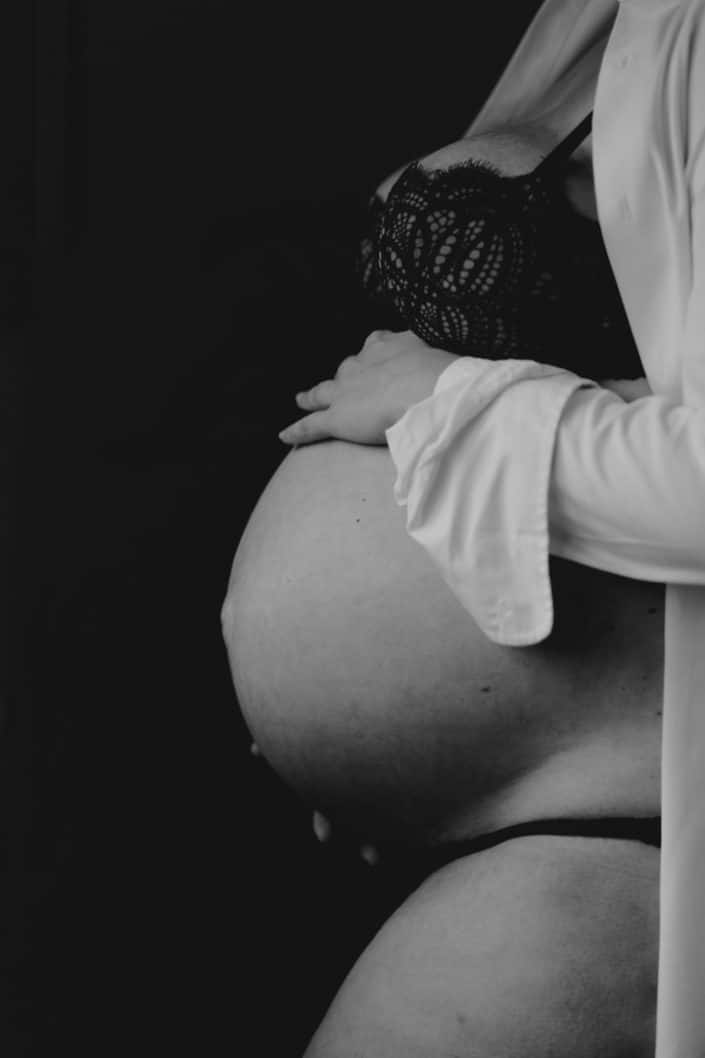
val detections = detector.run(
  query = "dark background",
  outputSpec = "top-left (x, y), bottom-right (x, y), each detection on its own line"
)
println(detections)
top-left (2, 3), bottom-right (541, 1054)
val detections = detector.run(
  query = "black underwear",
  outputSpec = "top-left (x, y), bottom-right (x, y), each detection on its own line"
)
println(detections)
top-left (364, 816), bottom-right (660, 884)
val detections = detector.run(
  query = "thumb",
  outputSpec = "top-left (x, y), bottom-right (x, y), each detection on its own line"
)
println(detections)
top-left (279, 410), bottom-right (332, 446)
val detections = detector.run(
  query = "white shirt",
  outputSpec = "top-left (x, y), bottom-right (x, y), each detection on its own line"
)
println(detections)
top-left (386, 1), bottom-right (705, 1054)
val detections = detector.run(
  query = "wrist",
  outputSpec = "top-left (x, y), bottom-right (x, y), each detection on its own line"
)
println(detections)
top-left (433, 355), bottom-right (488, 396)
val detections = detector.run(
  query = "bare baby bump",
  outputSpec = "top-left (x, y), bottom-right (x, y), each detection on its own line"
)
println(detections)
top-left (222, 441), bottom-right (663, 846)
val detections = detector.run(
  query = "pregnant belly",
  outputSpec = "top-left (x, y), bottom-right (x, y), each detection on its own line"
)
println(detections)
top-left (222, 441), bottom-right (663, 847)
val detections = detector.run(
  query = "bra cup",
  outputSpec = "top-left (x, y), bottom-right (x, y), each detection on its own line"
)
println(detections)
top-left (358, 110), bottom-right (642, 376)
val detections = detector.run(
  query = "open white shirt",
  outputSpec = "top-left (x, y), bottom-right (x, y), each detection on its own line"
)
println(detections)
top-left (386, 1), bottom-right (705, 1054)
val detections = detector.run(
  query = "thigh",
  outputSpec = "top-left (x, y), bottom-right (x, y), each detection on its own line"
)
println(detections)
top-left (303, 835), bottom-right (659, 1058)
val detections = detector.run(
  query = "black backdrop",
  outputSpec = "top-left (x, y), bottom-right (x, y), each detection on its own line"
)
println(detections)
top-left (2, 3), bottom-right (542, 1054)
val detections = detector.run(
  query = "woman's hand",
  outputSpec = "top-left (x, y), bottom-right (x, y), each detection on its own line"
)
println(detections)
top-left (279, 330), bottom-right (458, 447)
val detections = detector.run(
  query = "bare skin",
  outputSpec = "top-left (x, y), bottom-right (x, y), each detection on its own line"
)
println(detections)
top-left (222, 442), bottom-right (662, 1057)
top-left (377, 124), bottom-right (597, 220)
top-left (221, 128), bottom-right (663, 1055)
top-left (303, 835), bottom-right (659, 1058)
top-left (224, 442), bottom-right (662, 847)
top-left (278, 127), bottom-right (614, 451)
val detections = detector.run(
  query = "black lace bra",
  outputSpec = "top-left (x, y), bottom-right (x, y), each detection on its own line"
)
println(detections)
top-left (359, 114), bottom-right (643, 380)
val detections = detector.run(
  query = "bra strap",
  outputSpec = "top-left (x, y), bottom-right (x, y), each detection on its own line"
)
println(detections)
top-left (534, 111), bottom-right (593, 173)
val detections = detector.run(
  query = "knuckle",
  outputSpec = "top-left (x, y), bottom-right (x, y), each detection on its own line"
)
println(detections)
top-left (336, 356), bottom-right (357, 377)
top-left (361, 329), bottom-right (394, 360)
top-left (301, 384), bottom-right (324, 407)
top-left (299, 379), bottom-right (335, 407)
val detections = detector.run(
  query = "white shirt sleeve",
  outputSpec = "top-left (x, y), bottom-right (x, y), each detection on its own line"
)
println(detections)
top-left (386, 357), bottom-right (593, 645)
top-left (549, 382), bottom-right (705, 582)
top-left (386, 352), bottom-right (705, 646)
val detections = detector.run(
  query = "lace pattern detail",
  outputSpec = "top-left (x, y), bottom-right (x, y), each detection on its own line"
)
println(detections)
top-left (359, 151), bottom-right (642, 380)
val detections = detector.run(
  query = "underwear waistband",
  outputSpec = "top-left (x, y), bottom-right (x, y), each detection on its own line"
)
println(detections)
top-left (377, 816), bottom-right (661, 880)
